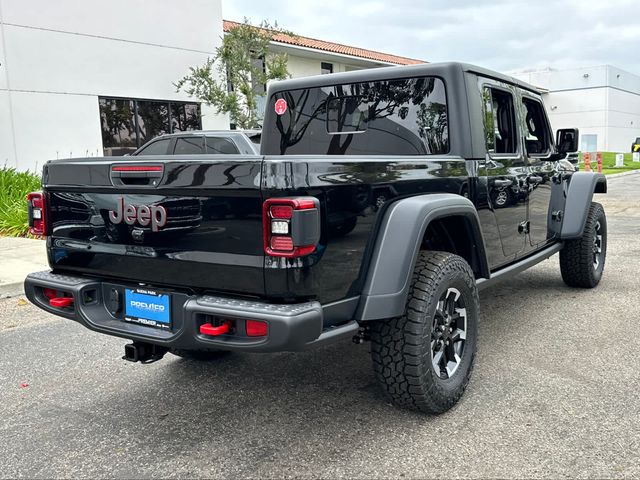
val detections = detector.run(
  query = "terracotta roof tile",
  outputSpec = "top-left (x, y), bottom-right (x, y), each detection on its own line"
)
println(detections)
top-left (223, 20), bottom-right (425, 66)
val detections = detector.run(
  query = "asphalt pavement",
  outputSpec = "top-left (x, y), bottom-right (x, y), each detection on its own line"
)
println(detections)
top-left (1, 174), bottom-right (639, 479)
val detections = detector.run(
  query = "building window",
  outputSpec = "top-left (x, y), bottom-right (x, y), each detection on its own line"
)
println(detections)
top-left (581, 134), bottom-right (597, 153)
top-left (99, 97), bottom-right (202, 156)
top-left (136, 101), bottom-right (170, 146)
top-left (99, 99), bottom-right (137, 157)
top-left (170, 103), bottom-right (201, 132)
top-left (321, 62), bottom-right (333, 75)
top-left (251, 56), bottom-right (266, 95)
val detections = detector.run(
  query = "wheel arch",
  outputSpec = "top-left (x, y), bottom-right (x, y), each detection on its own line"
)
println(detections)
top-left (355, 194), bottom-right (489, 321)
top-left (561, 172), bottom-right (607, 240)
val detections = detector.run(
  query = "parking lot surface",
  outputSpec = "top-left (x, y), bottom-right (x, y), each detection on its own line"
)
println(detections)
top-left (1, 174), bottom-right (639, 479)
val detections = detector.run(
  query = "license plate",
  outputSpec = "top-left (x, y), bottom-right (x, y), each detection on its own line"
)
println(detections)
top-left (124, 288), bottom-right (171, 330)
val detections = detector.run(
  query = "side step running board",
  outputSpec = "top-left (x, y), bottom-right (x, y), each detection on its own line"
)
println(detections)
top-left (476, 242), bottom-right (563, 291)
top-left (303, 321), bottom-right (360, 349)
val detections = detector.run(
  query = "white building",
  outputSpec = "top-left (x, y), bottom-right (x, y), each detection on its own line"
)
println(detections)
top-left (223, 20), bottom-right (422, 78)
top-left (222, 20), bottom-right (423, 126)
top-left (0, 3), bottom-right (424, 172)
top-left (0, 0), bottom-right (227, 171)
top-left (512, 65), bottom-right (640, 153)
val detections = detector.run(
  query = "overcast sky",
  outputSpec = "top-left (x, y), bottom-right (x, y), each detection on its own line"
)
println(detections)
top-left (222, 0), bottom-right (640, 75)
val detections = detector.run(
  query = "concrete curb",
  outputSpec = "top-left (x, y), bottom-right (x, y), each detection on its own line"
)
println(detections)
top-left (0, 281), bottom-right (25, 299)
top-left (0, 236), bottom-right (48, 299)
top-left (606, 169), bottom-right (640, 178)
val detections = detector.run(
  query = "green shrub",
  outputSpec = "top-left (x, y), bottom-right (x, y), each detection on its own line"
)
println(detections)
top-left (0, 167), bottom-right (42, 237)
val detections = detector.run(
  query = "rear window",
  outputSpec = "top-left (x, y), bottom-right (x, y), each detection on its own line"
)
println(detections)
top-left (263, 76), bottom-right (448, 155)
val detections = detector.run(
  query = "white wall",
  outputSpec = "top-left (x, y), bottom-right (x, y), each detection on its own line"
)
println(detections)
top-left (606, 88), bottom-right (640, 152)
top-left (514, 65), bottom-right (640, 152)
top-left (10, 91), bottom-right (103, 168)
top-left (0, 91), bottom-right (16, 167)
top-left (0, 0), bottom-right (226, 171)
top-left (286, 53), bottom-right (370, 78)
top-left (544, 87), bottom-right (640, 152)
top-left (543, 89), bottom-right (608, 151)
top-left (270, 41), bottom-right (389, 81)
top-left (287, 54), bottom-right (327, 78)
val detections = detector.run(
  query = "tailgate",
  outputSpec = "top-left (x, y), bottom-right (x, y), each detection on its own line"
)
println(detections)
top-left (43, 155), bottom-right (265, 296)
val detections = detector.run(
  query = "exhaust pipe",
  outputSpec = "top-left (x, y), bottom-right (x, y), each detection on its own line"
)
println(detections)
top-left (123, 342), bottom-right (168, 364)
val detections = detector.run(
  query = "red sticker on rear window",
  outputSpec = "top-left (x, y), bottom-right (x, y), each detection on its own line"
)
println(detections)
top-left (275, 98), bottom-right (288, 115)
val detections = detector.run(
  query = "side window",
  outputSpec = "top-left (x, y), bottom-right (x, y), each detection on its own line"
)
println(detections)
top-left (522, 97), bottom-right (550, 155)
top-left (173, 137), bottom-right (204, 154)
top-left (206, 137), bottom-right (240, 154)
top-left (135, 138), bottom-right (171, 156)
top-left (483, 87), bottom-right (518, 154)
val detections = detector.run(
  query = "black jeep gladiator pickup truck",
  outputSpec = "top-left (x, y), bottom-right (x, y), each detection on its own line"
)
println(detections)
top-left (25, 63), bottom-right (607, 414)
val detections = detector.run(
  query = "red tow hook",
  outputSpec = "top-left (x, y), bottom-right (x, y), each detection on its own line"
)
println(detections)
top-left (200, 320), bottom-right (232, 336)
top-left (49, 297), bottom-right (74, 308)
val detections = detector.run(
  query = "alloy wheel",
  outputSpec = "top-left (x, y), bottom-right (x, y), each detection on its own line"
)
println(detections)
top-left (431, 287), bottom-right (467, 379)
top-left (593, 220), bottom-right (603, 269)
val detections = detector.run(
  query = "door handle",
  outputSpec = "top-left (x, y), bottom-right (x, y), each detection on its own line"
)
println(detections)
top-left (528, 175), bottom-right (543, 185)
top-left (494, 179), bottom-right (513, 187)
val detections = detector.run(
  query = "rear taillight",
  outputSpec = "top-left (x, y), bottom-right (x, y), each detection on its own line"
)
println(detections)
top-left (263, 197), bottom-right (320, 258)
top-left (27, 192), bottom-right (47, 236)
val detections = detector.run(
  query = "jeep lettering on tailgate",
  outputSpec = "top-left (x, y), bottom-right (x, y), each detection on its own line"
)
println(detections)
top-left (108, 198), bottom-right (167, 232)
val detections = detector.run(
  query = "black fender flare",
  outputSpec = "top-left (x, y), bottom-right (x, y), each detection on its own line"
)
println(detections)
top-left (560, 172), bottom-right (607, 240)
top-left (355, 194), bottom-right (489, 321)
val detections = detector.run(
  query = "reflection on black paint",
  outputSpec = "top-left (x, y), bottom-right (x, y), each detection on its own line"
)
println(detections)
top-left (264, 76), bottom-right (449, 156)
top-left (46, 159), bottom-right (266, 296)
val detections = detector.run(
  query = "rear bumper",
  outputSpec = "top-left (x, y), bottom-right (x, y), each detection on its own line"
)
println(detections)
top-left (24, 270), bottom-right (358, 353)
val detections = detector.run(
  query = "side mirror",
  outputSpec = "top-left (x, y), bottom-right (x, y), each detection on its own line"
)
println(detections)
top-left (556, 128), bottom-right (579, 154)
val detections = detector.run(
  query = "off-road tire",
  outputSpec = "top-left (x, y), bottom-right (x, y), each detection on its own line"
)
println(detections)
top-left (560, 202), bottom-right (607, 288)
top-left (169, 348), bottom-right (231, 361)
top-left (370, 251), bottom-right (479, 414)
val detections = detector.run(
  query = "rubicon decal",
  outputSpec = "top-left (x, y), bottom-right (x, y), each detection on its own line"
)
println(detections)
top-left (108, 198), bottom-right (167, 232)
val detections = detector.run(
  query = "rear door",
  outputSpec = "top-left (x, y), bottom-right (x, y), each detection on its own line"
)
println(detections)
top-left (45, 155), bottom-right (265, 296)
top-left (480, 81), bottom-right (528, 260)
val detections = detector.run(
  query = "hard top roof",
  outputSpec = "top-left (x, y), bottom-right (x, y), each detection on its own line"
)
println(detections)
top-left (267, 62), bottom-right (541, 95)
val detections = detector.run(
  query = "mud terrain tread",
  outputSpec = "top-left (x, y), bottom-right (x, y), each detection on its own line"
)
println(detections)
top-left (560, 202), bottom-right (606, 288)
top-left (370, 251), bottom-right (478, 414)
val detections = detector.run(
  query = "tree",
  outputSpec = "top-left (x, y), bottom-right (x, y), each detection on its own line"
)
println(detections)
top-left (175, 19), bottom-right (293, 129)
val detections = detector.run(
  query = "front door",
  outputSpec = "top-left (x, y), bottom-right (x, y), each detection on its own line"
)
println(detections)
top-left (519, 93), bottom-right (557, 249)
